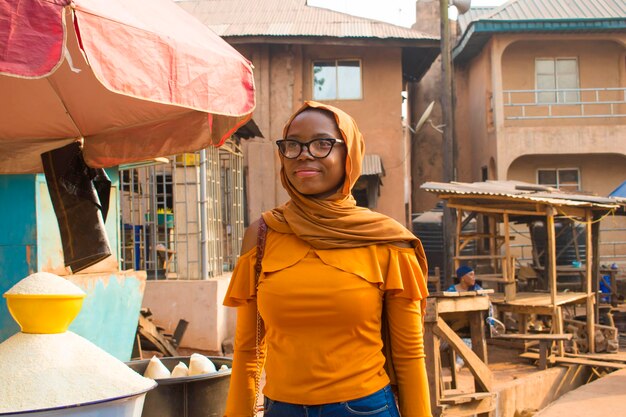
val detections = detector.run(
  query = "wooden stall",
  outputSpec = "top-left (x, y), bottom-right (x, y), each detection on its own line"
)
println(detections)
top-left (424, 291), bottom-right (495, 417)
top-left (421, 180), bottom-right (621, 354)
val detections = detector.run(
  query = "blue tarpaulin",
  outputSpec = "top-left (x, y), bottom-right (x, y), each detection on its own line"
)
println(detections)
top-left (609, 181), bottom-right (626, 198)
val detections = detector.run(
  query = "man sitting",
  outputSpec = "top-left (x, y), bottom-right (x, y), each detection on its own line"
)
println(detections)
top-left (444, 265), bottom-right (490, 371)
top-left (447, 265), bottom-right (483, 292)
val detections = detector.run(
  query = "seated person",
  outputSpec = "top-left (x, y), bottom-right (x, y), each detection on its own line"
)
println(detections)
top-left (444, 266), bottom-right (491, 371)
top-left (447, 265), bottom-right (483, 292)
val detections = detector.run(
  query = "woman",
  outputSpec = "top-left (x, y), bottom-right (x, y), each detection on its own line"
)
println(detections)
top-left (223, 101), bottom-right (431, 417)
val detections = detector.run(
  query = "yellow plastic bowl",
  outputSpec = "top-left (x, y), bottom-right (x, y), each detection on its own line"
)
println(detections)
top-left (3, 294), bottom-right (85, 334)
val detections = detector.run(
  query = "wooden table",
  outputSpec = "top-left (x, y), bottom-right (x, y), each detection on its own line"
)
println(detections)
top-left (424, 291), bottom-right (495, 417)
top-left (491, 292), bottom-right (588, 354)
top-left (533, 265), bottom-right (620, 306)
top-left (493, 333), bottom-right (573, 369)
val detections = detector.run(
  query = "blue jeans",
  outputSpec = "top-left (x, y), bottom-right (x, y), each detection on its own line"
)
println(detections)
top-left (263, 385), bottom-right (400, 417)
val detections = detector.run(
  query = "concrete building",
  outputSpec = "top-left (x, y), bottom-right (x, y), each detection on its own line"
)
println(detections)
top-left (412, 0), bottom-right (626, 264)
top-left (413, 0), bottom-right (626, 209)
top-left (179, 0), bottom-right (440, 228)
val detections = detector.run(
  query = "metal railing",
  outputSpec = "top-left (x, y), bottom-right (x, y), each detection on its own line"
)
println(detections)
top-left (503, 87), bottom-right (626, 120)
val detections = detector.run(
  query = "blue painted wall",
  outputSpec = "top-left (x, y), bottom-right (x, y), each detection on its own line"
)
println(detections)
top-left (69, 272), bottom-right (145, 360)
top-left (0, 175), bottom-right (38, 341)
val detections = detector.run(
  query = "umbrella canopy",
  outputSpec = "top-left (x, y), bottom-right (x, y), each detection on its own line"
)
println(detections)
top-left (0, 0), bottom-right (256, 173)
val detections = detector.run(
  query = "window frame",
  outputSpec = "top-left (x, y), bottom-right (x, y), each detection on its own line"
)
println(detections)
top-left (534, 57), bottom-right (580, 104)
top-left (536, 167), bottom-right (581, 191)
top-left (312, 58), bottom-right (363, 101)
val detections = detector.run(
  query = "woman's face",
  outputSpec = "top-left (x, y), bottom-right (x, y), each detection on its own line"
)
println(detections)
top-left (281, 109), bottom-right (347, 199)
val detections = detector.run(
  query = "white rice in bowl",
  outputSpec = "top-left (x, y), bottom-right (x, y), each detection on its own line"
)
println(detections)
top-left (5, 272), bottom-right (85, 296)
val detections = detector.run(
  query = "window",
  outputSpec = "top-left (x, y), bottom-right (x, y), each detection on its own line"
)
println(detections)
top-left (537, 168), bottom-right (580, 191)
top-left (535, 58), bottom-right (579, 104)
top-left (313, 60), bottom-right (361, 100)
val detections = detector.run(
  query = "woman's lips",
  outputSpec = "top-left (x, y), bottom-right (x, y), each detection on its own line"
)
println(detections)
top-left (294, 168), bottom-right (320, 178)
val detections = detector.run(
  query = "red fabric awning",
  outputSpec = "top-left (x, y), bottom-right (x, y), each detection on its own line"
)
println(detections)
top-left (0, 0), bottom-right (256, 173)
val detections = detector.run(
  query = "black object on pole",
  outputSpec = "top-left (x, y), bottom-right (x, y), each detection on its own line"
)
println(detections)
top-left (41, 142), bottom-right (112, 273)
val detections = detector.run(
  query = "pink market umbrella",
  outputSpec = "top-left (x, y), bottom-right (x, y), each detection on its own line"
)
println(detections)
top-left (0, 0), bottom-right (256, 174)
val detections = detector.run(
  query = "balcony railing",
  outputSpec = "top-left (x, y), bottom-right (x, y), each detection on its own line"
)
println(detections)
top-left (503, 87), bottom-right (626, 120)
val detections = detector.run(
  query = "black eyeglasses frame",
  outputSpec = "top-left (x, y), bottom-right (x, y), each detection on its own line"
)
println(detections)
top-left (275, 138), bottom-right (344, 159)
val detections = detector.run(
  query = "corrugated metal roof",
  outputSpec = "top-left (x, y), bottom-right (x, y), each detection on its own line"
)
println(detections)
top-left (421, 180), bottom-right (621, 209)
top-left (361, 154), bottom-right (384, 176)
top-left (457, 0), bottom-right (626, 37)
top-left (482, 0), bottom-right (626, 21)
top-left (457, 7), bottom-right (496, 34)
top-left (177, 0), bottom-right (437, 40)
top-left (453, 0), bottom-right (626, 63)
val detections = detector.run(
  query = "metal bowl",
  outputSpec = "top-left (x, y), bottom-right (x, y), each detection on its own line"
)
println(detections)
top-left (126, 356), bottom-right (232, 417)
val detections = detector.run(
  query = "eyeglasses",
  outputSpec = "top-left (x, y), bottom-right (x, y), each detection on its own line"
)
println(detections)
top-left (275, 138), bottom-right (344, 159)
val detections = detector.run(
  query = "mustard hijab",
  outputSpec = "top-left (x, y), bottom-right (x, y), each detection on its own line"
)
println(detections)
top-left (262, 101), bottom-right (421, 250)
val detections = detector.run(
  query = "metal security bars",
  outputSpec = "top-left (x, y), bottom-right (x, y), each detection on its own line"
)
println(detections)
top-left (119, 141), bottom-right (245, 279)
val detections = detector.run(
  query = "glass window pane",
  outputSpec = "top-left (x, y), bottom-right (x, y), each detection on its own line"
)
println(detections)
top-left (556, 59), bottom-right (577, 75)
top-left (536, 59), bottom-right (555, 75)
top-left (556, 60), bottom-right (579, 103)
top-left (558, 74), bottom-right (577, 90)
top-left (337, 60), bottom-right (361, 99)
top-left (537, 74), bottom-right (555, 90)
top-left (538, 170), bottom-right (557, 186)
top-left (559, 169), bottom-right (579, 184)
top-left (537, 73), bottom-right (555, 103)
top-left (558, 74), bottom-right (579, 103)
top-left (313, 61), bottom-right (337, 100)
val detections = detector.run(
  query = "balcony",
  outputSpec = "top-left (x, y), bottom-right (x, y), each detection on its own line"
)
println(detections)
top-left (503, 87), bottom-right (626, 120)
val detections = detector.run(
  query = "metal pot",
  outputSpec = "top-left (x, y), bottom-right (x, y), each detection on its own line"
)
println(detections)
top-left (126, 356), bottom-right (232, 417)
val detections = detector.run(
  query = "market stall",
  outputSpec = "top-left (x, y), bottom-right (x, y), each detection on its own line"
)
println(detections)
top-left (421, 180), bottom-right (621, 354)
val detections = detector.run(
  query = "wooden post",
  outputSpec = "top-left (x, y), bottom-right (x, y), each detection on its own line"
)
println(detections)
top-left (503, 213), bottom-right (516, 301)
top-left (456, 209), bottom-right (463, 273)
top-left (470, 311), bottom-right (488, 366)
top-left (489, 216), bottom-right (497, 273)
top-left (546, 209), bottom-right (557, 311)
top-left (590, 211), bottom-right (602, 353)
top-left (424, 322), bottom-right (441, 416)
top-left (546, 208), bottom-right (563, 353)
top-left (555, 307), bottom-right (564, 355)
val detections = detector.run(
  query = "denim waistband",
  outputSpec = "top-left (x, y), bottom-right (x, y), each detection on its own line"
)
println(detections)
top-left (263, 385), bottom-right (400, 417)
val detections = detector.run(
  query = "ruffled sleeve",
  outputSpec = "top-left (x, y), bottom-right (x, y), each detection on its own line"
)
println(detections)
top-left (382, 240), bottom-right (429, 302)
top-left (223, 248), bottom-right (258, 307)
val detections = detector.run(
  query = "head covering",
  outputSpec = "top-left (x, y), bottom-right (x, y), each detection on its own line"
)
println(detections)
top-left (262, 100), bottom-right (420, 250)
top-left (456, 265), bottom-right (474, 279)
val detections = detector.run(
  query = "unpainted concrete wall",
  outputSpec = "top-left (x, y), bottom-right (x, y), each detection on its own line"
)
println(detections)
top-left (233, 42), bottom-right (411, 226)
top-left (141, 278), bottom-right (235, 354)
top-left (496, 365), bottom-right (591, 417)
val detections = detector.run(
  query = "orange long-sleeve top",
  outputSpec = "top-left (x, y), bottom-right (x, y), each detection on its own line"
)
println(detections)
top-left (223, 230), bottom-right (431, 417)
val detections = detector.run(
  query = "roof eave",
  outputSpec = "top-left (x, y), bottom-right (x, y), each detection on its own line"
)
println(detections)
top-left (223, 35), bottom-right (441, 81)
top-left (223, 35), bottom-right (439, 48)
top-left (453, 18), bottom-right (626, 63)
